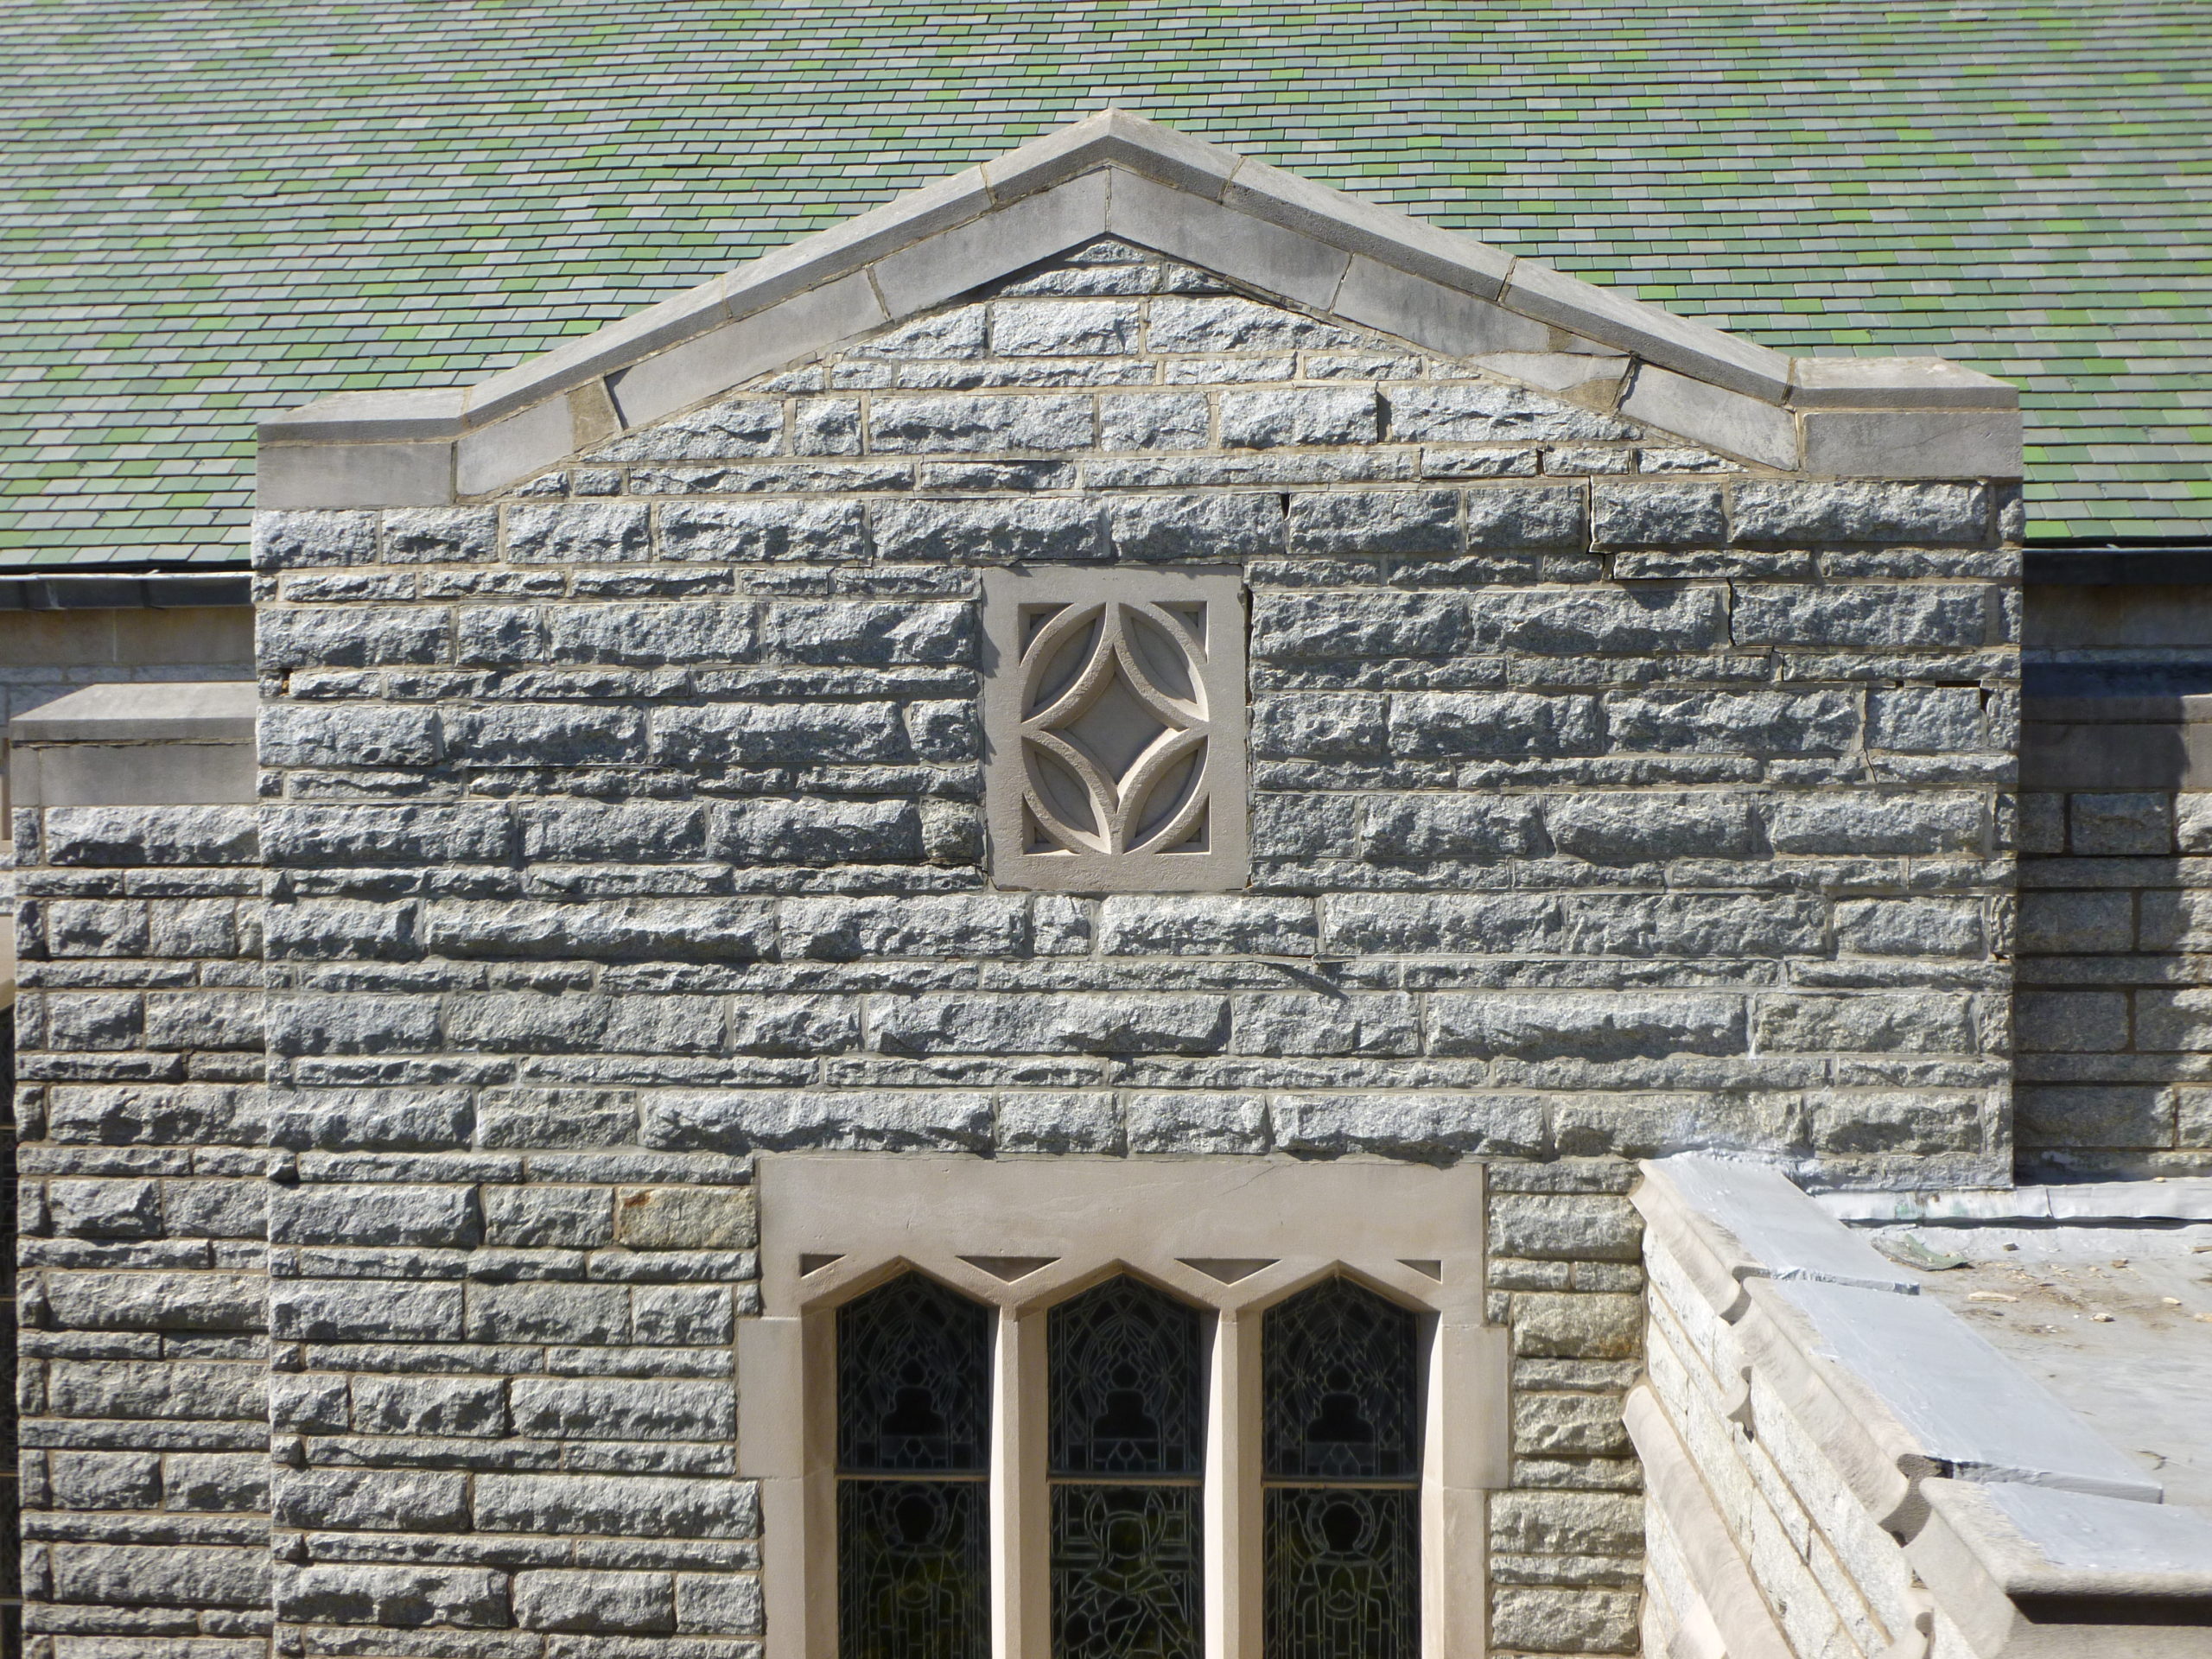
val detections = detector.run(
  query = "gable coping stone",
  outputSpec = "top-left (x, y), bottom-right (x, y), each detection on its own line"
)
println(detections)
top-left (257, 111), bottom-right (2020, 508)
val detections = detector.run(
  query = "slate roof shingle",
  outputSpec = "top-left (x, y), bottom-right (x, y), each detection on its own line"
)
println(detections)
top-left (3, 0), bottom-right (2207, 569)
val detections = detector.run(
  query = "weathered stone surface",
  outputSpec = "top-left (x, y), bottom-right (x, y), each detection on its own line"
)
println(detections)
top-left (1389, 691), bottom-right (1604, 757)
top-left (868, 393), bottom-right (1095, 453)
top-left (1731, 480), bottom-right (1986, 545)
top-left (1287, 490), bottom-right (1459, 556)
top-left (1545, 791), bottom-right (1756, 862)
top-left (1385, 383), bottom-right (1631, 443)
top-left (1252, 590), bottom-right (1465, 661)
top-left (1218, 386), bottom-right (1380, 448)
top-left (1589, 480), bottom-right (1725, 546)
top-left (872, 495), bottom-right (1103, 563)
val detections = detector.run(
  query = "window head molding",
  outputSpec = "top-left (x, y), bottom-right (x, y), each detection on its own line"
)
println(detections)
top-left (980, 568), bottom-right (1249, 893)
top-left (740, 1154), bottom-right (1505, 1659)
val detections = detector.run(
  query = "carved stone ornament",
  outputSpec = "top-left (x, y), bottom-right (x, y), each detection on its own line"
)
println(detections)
top-left (981, 567), bottom-right (1249, 892)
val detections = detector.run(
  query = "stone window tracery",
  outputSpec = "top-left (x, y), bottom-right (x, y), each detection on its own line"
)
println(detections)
top-left (744, 1157), bottom-right (1503, 1659)
top-left (982, 569), bottom-right (1249, 892)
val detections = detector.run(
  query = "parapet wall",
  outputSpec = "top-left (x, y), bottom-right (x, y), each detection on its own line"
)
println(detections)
top-left (1633, 1156), bottom-right (2212, 1659)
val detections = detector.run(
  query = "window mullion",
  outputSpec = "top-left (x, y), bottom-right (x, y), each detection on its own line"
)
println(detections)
top-left (1205, 1306), bottom-right (1262, 1659)
top-left (991, 1304), bottom-right (1050, 1659)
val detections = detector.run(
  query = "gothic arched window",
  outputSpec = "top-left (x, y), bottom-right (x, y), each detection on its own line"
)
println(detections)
top-left (836, 1273), bottom-right (994, 1659)
top-left (1046, 1275), bottom-right (1205, 1659)
top-left (1260, 1278), bottom-right (1421, 1659)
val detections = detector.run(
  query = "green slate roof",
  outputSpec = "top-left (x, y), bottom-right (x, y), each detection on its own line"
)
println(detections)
top-left (3, 0), bottom-right (2207, 570)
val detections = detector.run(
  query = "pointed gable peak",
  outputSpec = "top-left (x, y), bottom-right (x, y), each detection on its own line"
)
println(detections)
top-left (259, 112), bottom-right (2018, 508)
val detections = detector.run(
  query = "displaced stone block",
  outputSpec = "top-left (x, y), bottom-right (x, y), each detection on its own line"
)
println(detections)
top-left (1432, 992), bottom-right (1745, 1060)
top-left (1514, 1392), bottom-right (1631, 1458)
top-left (1100, 391), bottom-right (1211, 450)
top-left (505, 501), bottom-right (651, 563)
top-left (1271, 1091), bottom-right (1546, 1160)
top-left (676, 1573), bottom-right (766, 1634)
top-left (1730, 584), bottom-right (1987, 649)
top-left (472, 1472), bottom-right (758, 1539)
top-left (1105, 491), bottom-right (1283, 562)
top-left (1755, 993), bottom-right (1975, 1055)
top-left (873, 495), bottom-right (1103, 563)
top-left (1868, 686), bottom-right (1984, 753)
top-left (2015, 1085), bottom-right (2174, 1151)
top-left (1146, 296), bottom-right (1359, 353)
top-left (275, 1563), bottom-right (508, 1628)
top-left (1359, 795), bottom-right (1541, 860)
top-left (1545, 791), bottom-right (1756, 862)
top-left (273, 1467), bottom-right (470, 1532)
top-left (2016, 887), bottom-right (2134, 956)
top-left (1251, 693), bottom-right (1388, 760)
top-left (1389, 691), bottom-right (1603, 758)
top-left (760, 600), bottom-right (974, 665)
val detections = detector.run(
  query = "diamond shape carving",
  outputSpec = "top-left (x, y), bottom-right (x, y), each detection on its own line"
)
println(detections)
top-left (982, 569), bottom-right (1249, 892)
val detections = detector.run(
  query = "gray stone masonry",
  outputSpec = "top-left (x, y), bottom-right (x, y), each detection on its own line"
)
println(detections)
top-left (16, 238), bottom-right (2023, 1659)
top-left (2015, 777), bottom-right (2212, 1179)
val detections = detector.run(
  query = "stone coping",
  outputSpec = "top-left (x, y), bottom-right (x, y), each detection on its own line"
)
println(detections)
top-left (9, 680), bottom-right (257, 745)
top-left (8, 681), bottom-right (258, 809)
top-left (1639, 1157), bottom-right (2165, 1501)
top-left (1641, 1154), bottom-right (2212, 1651)
top-left (1815, 1179), bottom-right (2212, 1225)
top-left (257, 112), bottom-right (2020, 507)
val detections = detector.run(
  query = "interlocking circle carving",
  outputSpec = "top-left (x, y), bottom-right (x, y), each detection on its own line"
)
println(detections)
top-left (1017, 599), bottom-right (1213, 856)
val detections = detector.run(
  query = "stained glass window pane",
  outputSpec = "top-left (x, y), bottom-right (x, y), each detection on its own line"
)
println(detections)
top-left (839, 1480), bottom-right (989, 1659)
top-left (1051, 1485), bottom-right (1202, 1659)
top-left (1261, 1278), bottom-right (1419, 1482)
top-left (839, 1273), bottom-right (992, 1474)
top-left (837, 1274), bottom-right (993, 1659)
top-left (1048, 1276), bottom-right (1205, 1477)
top-left (1262, 1279), bottom-right (1421, 1659)
top-left (1262, 1488), bottom-right (1417, 1659)
top-left (1048, 1277), bottom-right (1205, 1659)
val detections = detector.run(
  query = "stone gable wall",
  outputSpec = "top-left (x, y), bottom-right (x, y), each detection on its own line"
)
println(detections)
top-left (15, 238), bottom-right (2023, 1659)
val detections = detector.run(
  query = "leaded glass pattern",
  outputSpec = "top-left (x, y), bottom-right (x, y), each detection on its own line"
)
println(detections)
top-left (1049, 1275), bottom-right (1204, 1477)
top-left (838, 1482), bottom-right (989, 1659)
top-left (1261, 1277), bottom-right (1419, 1482)
top-left (1262, 1489), bottom-right (1417, 1659)
top-left (838, 1275), bottom-right (992, 1659)
top-left (1051, 1486), bottom-right (1202, 1659)
top-left (839, 1273), bottom-right (992, 1474)
top-left (1049, 1278), bottom-right (1205, 1659)
top-left (1262, 1280), bottom-right (1421, 1659)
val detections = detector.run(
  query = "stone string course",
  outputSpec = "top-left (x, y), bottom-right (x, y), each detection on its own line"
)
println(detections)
top-left (11, 241), bottom-right (2022, 1659)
